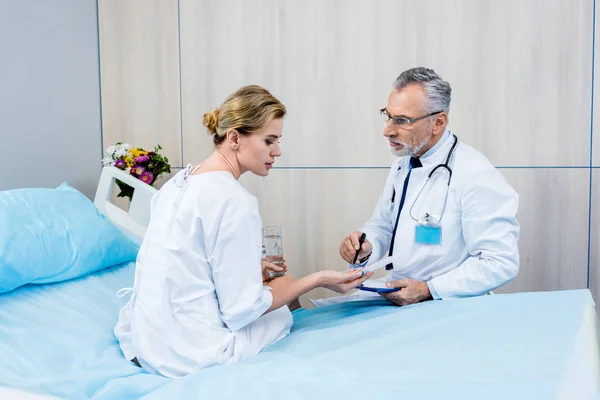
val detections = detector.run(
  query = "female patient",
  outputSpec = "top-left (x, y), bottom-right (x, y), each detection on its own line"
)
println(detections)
top-left (114, 85), bottom-right (371, 378)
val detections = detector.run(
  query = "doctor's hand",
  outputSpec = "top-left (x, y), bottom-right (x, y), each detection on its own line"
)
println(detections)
top-left (319, 269), bottom-right (374, 294)
top-left (381, 278), bottom-right (433, 306)
top-left (261, 258), bottom-right (288, 283)
top-left (339, 231), bottom-right (373, 264)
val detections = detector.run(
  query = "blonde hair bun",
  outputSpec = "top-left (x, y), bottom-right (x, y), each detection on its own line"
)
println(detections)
top-left (204, 85), bottom-right (286, 146)
top-left (202, 108), bottom-right (220, 135)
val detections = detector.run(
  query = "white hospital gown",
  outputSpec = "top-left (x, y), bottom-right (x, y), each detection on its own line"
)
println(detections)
top-left (114, 169), bottom-right (293, 378)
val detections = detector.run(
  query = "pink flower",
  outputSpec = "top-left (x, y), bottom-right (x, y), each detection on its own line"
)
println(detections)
top-left (138, 171), bottom-right (154, 184)
top-left (135, 155), bottom-right (150, 163)
top-left (133, 165), bottom-right (145, 176)
top-left (114, 159), bottom-right (126, 169)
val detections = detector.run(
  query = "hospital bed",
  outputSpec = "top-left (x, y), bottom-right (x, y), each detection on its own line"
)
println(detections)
top-left (0, 167), bottom-right (599, 400)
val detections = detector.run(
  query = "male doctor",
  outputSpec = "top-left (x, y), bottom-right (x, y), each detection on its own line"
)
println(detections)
top-left (339, 67), bottom-right (520, 306)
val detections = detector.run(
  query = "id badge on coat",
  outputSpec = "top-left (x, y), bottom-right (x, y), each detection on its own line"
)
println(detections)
top-left (415, 225), bottom-right (442, 245)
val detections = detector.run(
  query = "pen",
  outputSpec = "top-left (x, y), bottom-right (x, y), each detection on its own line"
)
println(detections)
top-left (352, 232), bottom-right (367, 264)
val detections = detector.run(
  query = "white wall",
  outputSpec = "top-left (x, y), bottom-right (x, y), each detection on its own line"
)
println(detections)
top-left (0, 0), bottom-right (102, 198)
top-left (97, 0), bottom-right (599, 304)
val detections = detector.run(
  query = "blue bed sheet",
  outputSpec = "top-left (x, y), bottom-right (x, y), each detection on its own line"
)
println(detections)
top-left (0, 261), bottom-right (597, 399)
top-left (146, 290), bottom-right (598, 400)
top-left (0, 262), bottom-right (169, 399)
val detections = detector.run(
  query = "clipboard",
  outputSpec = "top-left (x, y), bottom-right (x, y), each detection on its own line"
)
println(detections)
top-left (352, 257), bottom-right (400, 293)
top-left (357, 278), bottom-right (400, 293)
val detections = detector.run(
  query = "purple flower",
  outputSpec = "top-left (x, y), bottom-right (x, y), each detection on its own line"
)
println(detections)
top-left (135, 155), bottom-right (150, 163)
top-left (114, 159), bottom-right (126, 169)
top-left (133, 165), bottom-right (145, 176)
top-left (138, 171), bottom-right (154, 184)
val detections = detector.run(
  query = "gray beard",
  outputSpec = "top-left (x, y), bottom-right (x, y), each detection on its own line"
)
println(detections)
top-left (390, 132), bottom-right (432, 157)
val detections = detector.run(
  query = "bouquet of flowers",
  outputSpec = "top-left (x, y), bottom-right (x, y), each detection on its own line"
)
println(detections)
top-left (101, 142), bottom-right (171, 200)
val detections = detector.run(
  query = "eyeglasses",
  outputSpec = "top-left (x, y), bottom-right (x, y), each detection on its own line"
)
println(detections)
top-left (380, 108), bottom-right (442, 127)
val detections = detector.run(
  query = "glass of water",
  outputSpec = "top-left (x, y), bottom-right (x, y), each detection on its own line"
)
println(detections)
top-left (262, 225), bottom-right (285, 278)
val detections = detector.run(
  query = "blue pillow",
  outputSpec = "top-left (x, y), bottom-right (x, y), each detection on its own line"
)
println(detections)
top-left (0, 182), bottom-right (139, 293)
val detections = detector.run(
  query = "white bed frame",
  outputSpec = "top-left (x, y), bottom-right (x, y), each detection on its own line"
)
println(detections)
top-left (93, 166), bottom-right (158, 239)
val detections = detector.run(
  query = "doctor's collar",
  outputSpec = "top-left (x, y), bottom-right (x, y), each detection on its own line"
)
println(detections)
top-left (420, 129), bottom-right (451, 160)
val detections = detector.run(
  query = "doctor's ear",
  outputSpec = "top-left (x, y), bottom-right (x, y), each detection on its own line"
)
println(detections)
top-left (433, 113), bottom-right (448, 131)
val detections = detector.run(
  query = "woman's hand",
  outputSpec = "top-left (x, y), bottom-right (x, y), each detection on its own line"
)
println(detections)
top-left (262, 258), bottom-right (288, 283)
top-left (318, 269), bottom-right (373, 294)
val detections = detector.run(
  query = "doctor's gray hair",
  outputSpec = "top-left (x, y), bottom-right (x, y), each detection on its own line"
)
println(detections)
top-left (393, 67), bottom-right (452, 114)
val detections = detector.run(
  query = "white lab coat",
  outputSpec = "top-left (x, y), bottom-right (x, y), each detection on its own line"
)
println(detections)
top-left (114, 169), bottom-right (292, 378)
top-left (360, 130), bottom-right (520, 299)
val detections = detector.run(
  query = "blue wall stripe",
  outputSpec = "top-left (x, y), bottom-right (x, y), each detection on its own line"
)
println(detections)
top-left (495, 166), bottom-right (591, 169)
top-left (587, 0), bottom-right (597, 290)
top-left (264, 165), bottom-right (593, 170)
top-left (176, 0), bottom-right (185, 168)
top-left (170, 165), bottom-right (598, 170)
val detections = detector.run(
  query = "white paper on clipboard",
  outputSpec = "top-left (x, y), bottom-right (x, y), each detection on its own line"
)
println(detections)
top-left (361, 256), bottom-right (394, 274)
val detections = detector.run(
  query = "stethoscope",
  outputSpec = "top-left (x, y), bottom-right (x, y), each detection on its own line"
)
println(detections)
top-left (407, 134), bottom-right (459, 226)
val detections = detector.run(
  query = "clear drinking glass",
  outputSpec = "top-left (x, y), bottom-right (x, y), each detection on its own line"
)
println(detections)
top-left (262, 225), bottom-right (285, 278)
